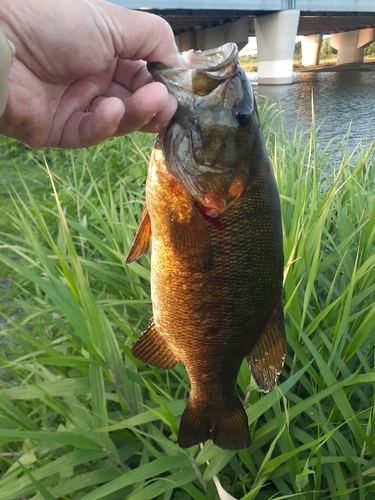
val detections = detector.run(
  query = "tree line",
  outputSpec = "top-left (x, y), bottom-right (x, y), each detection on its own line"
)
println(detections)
top-left (294, 39), bottom-right (375, 60)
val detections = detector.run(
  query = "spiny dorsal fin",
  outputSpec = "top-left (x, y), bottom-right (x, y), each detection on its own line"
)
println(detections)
top-left (126, 207), bottom-right (151, 264)
top-left (169, 207), bottom-right (213, 273)
top-left (132, 318), bottom-right (179, 369)
top-left (246, 299), bottom-right (286, 392)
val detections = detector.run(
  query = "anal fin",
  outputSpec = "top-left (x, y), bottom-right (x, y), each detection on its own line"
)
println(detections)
top-left (126, 207), bottom-right (151, 264)
top-left (246, 299), bottom-right (286, 392)
top-left (132, 318), bottom-right (179, 369)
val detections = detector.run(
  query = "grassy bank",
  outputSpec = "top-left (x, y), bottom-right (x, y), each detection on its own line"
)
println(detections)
top-left (0, 107), bottom-right (374, 500)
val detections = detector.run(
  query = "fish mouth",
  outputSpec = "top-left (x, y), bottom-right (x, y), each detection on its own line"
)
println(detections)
top-left (182, 43), bottom-right (238, 72)
top-left (148, 43), bottom-right (239, 98)
top-left (179, 43), bottom-right (239, 96)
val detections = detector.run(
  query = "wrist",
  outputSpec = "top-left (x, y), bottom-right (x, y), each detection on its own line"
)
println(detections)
top-left (0, 29), bottom-right (15, 117)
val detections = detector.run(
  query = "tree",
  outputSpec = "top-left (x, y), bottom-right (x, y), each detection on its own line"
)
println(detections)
top-left (320, 38), bottom-right (338, 60)
top-left (364, 42), bottom-right (375, 56)
top-left (294, 41), bottom-right (302, 59)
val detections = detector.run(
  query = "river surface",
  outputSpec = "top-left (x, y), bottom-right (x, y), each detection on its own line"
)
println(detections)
top-left (247, 70), bottom-right (375, 157)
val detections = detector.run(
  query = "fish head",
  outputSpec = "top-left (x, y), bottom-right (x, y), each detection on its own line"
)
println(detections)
top-left (149, 43), bottom-right (264, 215)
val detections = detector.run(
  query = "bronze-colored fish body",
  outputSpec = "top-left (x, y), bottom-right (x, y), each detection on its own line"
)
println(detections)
top-left (127, 43), bottom-right (286, 450)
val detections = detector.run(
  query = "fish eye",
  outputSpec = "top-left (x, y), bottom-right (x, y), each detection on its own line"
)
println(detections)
top-left (234, 104), bottom-right (252, 127)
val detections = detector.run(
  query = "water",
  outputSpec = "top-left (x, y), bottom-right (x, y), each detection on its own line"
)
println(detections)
top-left (247, 70), bottom-right (375, 154)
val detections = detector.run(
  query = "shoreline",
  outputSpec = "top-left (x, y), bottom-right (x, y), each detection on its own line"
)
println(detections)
top-left (295, 60), bottom-right (375, 73)
top-left (240, 59), bottom-right (375, 74)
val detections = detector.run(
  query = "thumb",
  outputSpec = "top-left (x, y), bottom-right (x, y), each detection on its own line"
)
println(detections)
top-left (100, 4), bottom-right (182, 67)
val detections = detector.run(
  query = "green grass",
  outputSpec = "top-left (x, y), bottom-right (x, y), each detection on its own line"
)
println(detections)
top-left (0, 106), bottom-right (374, 500)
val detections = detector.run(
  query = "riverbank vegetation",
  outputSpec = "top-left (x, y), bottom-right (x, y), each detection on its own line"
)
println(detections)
top-left (0, 106), bottom-right (374, 499)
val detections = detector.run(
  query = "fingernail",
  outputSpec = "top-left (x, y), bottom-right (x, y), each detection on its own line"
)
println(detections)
top-left (114, 109), bottom-right (125, 128)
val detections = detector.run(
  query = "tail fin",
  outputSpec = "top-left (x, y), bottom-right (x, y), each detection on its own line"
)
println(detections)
top-left (178, 399), bottom-right (249, 450)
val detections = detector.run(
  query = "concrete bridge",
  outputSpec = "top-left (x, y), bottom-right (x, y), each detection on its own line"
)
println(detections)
top-left (110, 1), bottom-right (375, 84)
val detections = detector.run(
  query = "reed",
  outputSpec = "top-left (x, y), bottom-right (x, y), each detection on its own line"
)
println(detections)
top-left (0, 107), bottom-right (374, 500)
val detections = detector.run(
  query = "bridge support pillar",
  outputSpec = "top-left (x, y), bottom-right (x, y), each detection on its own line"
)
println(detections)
top-left (255, 10), bottom-right (300, 84)
top-left (331, 28), bottom-right (375, 65)
top-left (179, 31), bottom-right (198, 52)
top-left (197, 26), bottom-right (225, 50)
top-left (224, 18), bottom-right (249, 52)
top-left (195, 17), bottom-right (249, 51)
top-left (301, 34), bottom-right (322, 66)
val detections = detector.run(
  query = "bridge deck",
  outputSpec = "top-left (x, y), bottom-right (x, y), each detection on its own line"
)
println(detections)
top-left (137, 10), bottom-right (375, 35)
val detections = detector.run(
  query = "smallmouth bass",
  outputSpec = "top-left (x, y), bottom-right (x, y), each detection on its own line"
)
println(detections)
top-left (126, 43), bottom-right (286, 450)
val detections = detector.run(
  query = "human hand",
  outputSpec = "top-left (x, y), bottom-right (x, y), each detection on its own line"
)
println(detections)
top-left (0, 0), bottom-right (181, 148)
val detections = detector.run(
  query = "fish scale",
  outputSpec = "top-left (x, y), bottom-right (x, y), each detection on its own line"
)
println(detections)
top-left (126, 43), bottom-right (286, 450)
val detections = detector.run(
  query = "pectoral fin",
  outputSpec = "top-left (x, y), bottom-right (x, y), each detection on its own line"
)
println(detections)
top-left (246, 299), bottom-right (286, 392)
top-left (126, 207), bottom-right (151, 264)
top-left (169, 207), bottom-right (213, 272)
top-left (132, 318), bottom-right (179, 369)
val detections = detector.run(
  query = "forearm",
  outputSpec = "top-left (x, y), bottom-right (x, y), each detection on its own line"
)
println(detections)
top-left (0, 29), bottom-right (15, 117)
